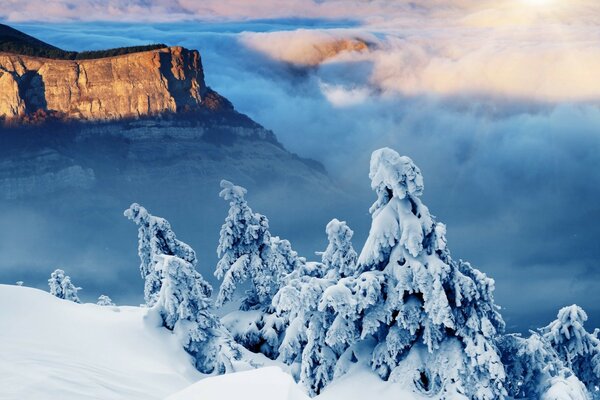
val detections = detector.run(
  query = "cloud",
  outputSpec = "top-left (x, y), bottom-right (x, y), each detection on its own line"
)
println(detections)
top-left (1, 13), bottom-right (599, 332)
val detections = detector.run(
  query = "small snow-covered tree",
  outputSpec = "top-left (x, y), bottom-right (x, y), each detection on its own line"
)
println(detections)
top-left (319, 218), bottom-right (357, 278)
top-left (126, 203), bottom-right (240, 374)
top-left (542, 305), bottom-right (600, 398)
top-left (153, 254), bottom-right (240, 374)
top-left (48, 269), bottom-right (81, 303)
top-left (96, 295), bottom-right (115, 306)
top-left (499, 332), bottom-right (588, 399)
top-left (124, 203), bottom-right (196, 307)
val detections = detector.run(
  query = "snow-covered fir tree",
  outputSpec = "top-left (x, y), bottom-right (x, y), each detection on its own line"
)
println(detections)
top-left (124, 203), bottom-right (196, 307)
top-left (216, 180), bottom-right (306, 359)
top-left (274, 219), bottom-right (359, 395)
top-left (96, 295), bottom-right (115, 306)
top-left (276, 148), bottom-right (507, 398)
top-left (349, 148), bottom-right (506, 399)
top-left (541, 305), bottom-right (600, 399)
top-left (499, 332), bottom-right (588, 399)
top-left (319, 218), bottom-right (358, 278)
top-left (215, 180), bottom-right (279, 309)
top-left (48, 269), bottom-right (81, 303)
top-left (153, 254), bottom-right (241, 374)
top-left (126, 203), bottom-right (240, 374)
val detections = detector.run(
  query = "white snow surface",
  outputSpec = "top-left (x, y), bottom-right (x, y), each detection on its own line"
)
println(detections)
top-left (166, 367), bottom-right (309, 400)
top-left (0, 284), bottom-right (436, 400)
top-left (0, 284), bottom-right (201, 400)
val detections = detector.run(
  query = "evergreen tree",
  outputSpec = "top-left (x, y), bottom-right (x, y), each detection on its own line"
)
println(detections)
top-left (215, 180), bottom-right (305, 359)
top-left (499, 332), bottom-right (588, 399)
top-left (48, 269), bottom-right (81, 303)
top-left (319, 218), bottom-right (357, 278)
top-left (347, 148), bottom-right (506, 400)
top-left (124, 203), bottom-right (196, 307)
top-left (215, 180), bottom-right (275, 309)
top-left (96, 295), bottom-right (115, 306)
top-left (542, 305), bottom-right (600, 399)
top-left (277, 148), bottom-right (506, 398)
top-left (274, 219), bottom-right (358, 395)
top-left (153, 254), bottom-right (240, 374)
top-left (126, 203), bottom-right (240, 374)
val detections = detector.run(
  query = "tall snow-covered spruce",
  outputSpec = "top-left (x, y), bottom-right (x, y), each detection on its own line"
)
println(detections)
top-left (276, 148), bottom-right (506, 398)
top-left (216, 180), bottom-right (304, 359)
top-left (215, 180), bottom-right (300, 309)
top-left (48, 268), bottom-right (81, 303)
top-left (125, 203), bottom-right (240, 374)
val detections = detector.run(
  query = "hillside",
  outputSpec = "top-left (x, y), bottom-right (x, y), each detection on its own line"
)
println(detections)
top-left (0, 284), bottom-right (424, 400)
top-left (0, 23), bottom-right (166, 60)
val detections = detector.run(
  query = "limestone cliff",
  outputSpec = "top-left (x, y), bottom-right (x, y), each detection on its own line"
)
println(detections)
top-left (0, 46), bottom-right (210, 120)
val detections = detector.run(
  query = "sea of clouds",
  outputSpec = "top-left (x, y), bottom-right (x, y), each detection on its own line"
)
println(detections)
top-left (1, 0), bottom-right (599, 331)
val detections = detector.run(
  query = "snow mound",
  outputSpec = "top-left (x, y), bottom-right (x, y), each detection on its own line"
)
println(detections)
top-left (0, 284), bottom-right (201, 400)
top-left (166, 367), bottom-right (309, 400)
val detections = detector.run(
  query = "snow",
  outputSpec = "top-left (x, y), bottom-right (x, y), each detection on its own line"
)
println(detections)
top-left (0, 284), bottom-right (201, 400)
top-left (0, 284), bottom-right (429, 400)
top-left (166, 367), bottom-right (309, 400)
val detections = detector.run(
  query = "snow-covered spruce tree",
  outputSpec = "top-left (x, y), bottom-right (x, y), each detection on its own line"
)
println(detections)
top-left (319, 218), bottom-right (358, 279)
top-left (124, 203), bottom-right (196, 307)
top-left (216, 180), bottom-right (304, 359)
top-left (125, 203), bottom-right (240, 374)
top-left (48, 269), bottom-right (81, 303)
top-left (96, 295), bottom-right (115, 306)
top-left (216, 180), bottom-right (276, 309)
top-left (499, 332), bottom-right (588, 399)
top-left (153, 254), bottom-right (241, 374)
top-left (274, 219), bottom-right (359, 396)
top-left (301, 148), bottom-right (507, 399)
top-left (542, 305), bottom-right (600, 399)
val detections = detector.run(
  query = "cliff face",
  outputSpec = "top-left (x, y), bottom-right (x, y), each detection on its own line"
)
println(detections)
top-left (0, 46), bottom-right (208, 120)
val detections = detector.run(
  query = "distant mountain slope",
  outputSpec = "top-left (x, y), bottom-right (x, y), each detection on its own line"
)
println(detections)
top-left (0, 23), bottom-right (66, 58)
top-left (0, 23), bottom-right (166, 60)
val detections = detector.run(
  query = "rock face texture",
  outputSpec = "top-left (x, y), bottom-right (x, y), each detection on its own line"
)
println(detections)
top-left (0, 46), bottom-right (207, 120)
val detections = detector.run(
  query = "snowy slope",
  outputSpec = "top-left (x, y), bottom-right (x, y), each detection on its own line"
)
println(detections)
top-left (0, 284), bottom-right (201, 400)
top-left (166, 367), bottom-right (309, 400)
top-left (0, 284), bottom-right (427, 400)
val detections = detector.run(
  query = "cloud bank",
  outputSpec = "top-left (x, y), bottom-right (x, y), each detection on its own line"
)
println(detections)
top-left (1, 1), bottom-right (600, 332)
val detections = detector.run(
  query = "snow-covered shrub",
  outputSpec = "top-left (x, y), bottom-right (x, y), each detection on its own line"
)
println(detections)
top-left (48, 269), bottom-right (81, 303)
top-left (542, 305), bottom-right (600, 399)
top-left (295, 148), bottom-right (507, 399)
top-left (96, 295), bottom-right (115, 306)
top-left (126, 203), bottom-right (240, 374)
top-left (215, 180), bottom-right (305, 359)
top-left (15, 281), bottom-right (23, 286)
top-left (319, 218), bottom-right (358, 278)
top-left (499, 332), bottom-right (588, 399)
top-left (124, 203), bottom-right (196, 307)
top-left (273, 219), bottom-right (359, 396)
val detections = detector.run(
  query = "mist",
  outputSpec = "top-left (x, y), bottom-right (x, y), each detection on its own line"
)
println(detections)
top-left (1, 8), bottom-right (599, 333)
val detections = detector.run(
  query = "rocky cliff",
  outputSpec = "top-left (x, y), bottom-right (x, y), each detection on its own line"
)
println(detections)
top-left (0, 46), bottom-right (209, 120)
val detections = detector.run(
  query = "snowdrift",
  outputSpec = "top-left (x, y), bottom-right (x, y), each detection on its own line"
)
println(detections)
top-left (0, 284), bottom-right (201, 400)
top-left (166, 367), bottom-right (309, 400)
